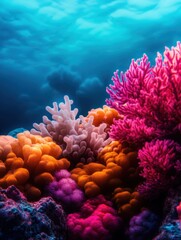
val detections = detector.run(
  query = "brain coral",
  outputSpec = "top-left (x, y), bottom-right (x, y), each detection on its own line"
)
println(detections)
top-left (106, 42), bottom-right (181, 145)
top-left (67, 194), bottom-right (122, 240)
top-left (0, 185), bottom-right (67, 240)
top-left (31, 95), bottom-right (111, 166)
top-left (0, 131), bottom-right (70, 200)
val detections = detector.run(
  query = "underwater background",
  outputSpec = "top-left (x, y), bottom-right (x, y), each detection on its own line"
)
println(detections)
top-left (1, 0), bottom-right (181, 134)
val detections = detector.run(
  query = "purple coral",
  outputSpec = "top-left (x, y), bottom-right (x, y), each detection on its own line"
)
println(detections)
top-left (67, 195), bottom-right (122, 240)
top-left (47, 169), bottom-right (84, 211)
top-left (106, 42), bottom-right (181, 145)
top-left (127, 209), bottom-right (159, 240)
top-left (0, 185), bottom-right (66, 240)
top-left (137, 139), bottom-right (181, 199)
top-left (31, 95), bottom-right (111, 165)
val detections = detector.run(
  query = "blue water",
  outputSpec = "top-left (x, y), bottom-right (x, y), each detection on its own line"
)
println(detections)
top-left (1, 0), bottom-right (181, 134)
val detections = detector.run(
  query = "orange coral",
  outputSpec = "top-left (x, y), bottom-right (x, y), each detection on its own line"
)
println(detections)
top-left (71, 141), bottom-right (139, 198)
top-left (112, 187), bottom-right (142, 220)
top-left (0, 131), bottom-right (70, 200)
top-left (71, 161), bottom-right (123, 198)
top-left (86, 106), bottom-right (122, 129)
top-left (98, 141), bottom-right (140, 186)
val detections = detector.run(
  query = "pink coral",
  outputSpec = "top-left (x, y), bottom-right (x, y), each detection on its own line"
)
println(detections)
top-left (31, 95), bottom-right (111, 165)
top-left (67, 195), bottom-right (122, 240)
top-left (106, 42), bottom-right (181, 145)
top-left (137, 139), bottom-right (181, 199)
top-left (47, 169), bottom-right (84, 211)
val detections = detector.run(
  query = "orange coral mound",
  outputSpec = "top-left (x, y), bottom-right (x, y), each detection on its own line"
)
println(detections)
top-left (86, 106), bottom-right (122, 128)
top-left (71, 141), bottom-right (140, 198)
top-left (98, 141), bottom-right (140, 186)
top-left (0, 131), bottom-right (70, 200)
top-left (112, 187), bottom-right (142, 220)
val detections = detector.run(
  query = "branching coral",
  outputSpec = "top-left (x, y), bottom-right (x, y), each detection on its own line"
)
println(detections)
top-left (31, 95), bottom-right (111, 165)
top-left (47, 169), bottom-right (84, 211)
top-left (137, 139), bottom-right (181, 199)
top-left (0, 185), bottom-right (67, 240)
top-left (67, 195), bottom-right (122, 240)
top-left (0, 131), bottom-right (70, 200)
top-left (106, 42), bottom-right (181, 145)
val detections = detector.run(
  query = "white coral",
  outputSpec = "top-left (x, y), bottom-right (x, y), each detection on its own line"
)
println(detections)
top-left (31, 95), bottom-right (111, 165)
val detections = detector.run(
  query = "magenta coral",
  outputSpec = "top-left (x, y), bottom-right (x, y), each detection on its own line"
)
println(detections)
top-left (137, 139), bottom-right (181, 199)
top-left (106, 42), bottom-right (181, 145)
top-left (47, 169), bottom-right (84, 211)
top-left (31, 95), bottom-right (111, 165)
top-left (67, 195), bottom-right (122, 240)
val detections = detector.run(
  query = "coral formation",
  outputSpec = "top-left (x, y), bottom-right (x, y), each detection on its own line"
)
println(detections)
top-left (127, 209), bottom-right (159, 240)
top-left (112, 187), bottom-right (142, 220)
top-left (137, 139), bottom-right (181, 199)
top-left (31, 95), bottom-right (111, 165)
top-left (67, 195), bottom-right (121, 240)
top-left (98, 140), bottom-right (140, 187)
top-left (106, 42), bottom-right (181, 145)
top-left (47, 169), bottom-right (84, 211)
top-left (0, 185), bottom-right (67, 240)
top-left (86, 105), bottom-right (121, 130)
top-left (0, 131), bottom-right (70, 200)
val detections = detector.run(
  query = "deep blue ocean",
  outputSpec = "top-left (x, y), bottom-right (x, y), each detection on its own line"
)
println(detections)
top-left (1, 0), bottom-right (181, 134)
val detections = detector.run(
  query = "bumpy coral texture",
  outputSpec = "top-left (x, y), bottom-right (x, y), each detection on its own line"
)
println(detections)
top-left (67, 195), bottom-right (121, 240)
top-left (47, 169), bottom-right (84, 211)
top-left (98, 141), bottom-right (140, 187)
top-left (0, 185), bottom-right (67, 240)
top-left (106, 42), bottom-right (181, 145)
top-left (86, 106), bottom-right (121, 130)
top-left (31, 95), bottom-right (111, 165)
top-left (112, 187), bottom-right (141, 220)
top-left (0, 131), bottom-right (70, 200)
top-left (137, 139), bottom-right (181, 199)
top-left (127, 209), bottom-right (159, 240)
top-left (71, 141), bottom-right (139, 198)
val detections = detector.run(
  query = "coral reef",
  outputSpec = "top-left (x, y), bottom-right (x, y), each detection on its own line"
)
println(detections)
top-left (47, 169), bottom-right (84, 211)
top-left (1, 42), bottom-right (181, 239)
top-left (31, 95), bottom-right (111, 165)
top-left (67, 195), bottom-right (122, 240)
top-left (0, 131), bottom-right (70, 200)
top-left (0, 185), bottom-right (67, 240)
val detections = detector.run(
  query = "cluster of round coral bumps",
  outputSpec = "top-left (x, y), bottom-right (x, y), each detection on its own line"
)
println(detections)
top-left (1, 42), bottom-right (181, 239)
